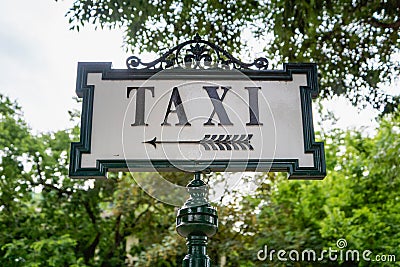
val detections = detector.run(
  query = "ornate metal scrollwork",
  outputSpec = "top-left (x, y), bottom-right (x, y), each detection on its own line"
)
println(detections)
top-left (126, 33), bottom-right (269, 70)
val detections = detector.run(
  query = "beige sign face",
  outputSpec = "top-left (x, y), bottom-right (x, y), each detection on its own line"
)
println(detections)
top-left (70, 64), bottom-right (325, 179)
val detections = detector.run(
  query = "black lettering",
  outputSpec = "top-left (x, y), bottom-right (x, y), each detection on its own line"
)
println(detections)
top-left (245, 87), bottom-right (263, 125)
top-left (127, 87), bottom-right (154, 126)
top-left (162, 87), bottom-right (191, 126)
top-left (203, 86), bottom-right (233, 126)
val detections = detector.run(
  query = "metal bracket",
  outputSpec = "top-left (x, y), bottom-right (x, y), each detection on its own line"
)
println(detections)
top-left (126, 33), bottom-right (269, 70)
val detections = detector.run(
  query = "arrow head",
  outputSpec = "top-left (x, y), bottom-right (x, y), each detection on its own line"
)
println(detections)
top-left (144, 137), bottom-right (157, 149)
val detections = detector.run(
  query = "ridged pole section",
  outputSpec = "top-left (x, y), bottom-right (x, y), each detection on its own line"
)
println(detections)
top-left (176, 173), bottom-right (218, 267)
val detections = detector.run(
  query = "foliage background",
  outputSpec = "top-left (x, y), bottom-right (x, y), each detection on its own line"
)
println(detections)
top-left (1, 0), bottom-right (400, 266)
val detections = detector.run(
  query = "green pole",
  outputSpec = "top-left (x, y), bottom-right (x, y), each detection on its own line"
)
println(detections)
top-left (176, 172), bottom-right (218, 266)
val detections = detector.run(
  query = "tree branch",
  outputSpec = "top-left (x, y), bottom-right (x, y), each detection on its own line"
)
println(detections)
top-left (85, 232), bottom-right (101, 264)
top-left (133, 205), bottom-right (151, 225)
top-left (82, 200), bottom-right (101, 264)
top-left (83, 201), bottom-right (97, 226)
top-left (114, 213), bottom-right (122, 248)
top-left (368, 17), bottom-right (400, 29)
top-left (32, 156), bottom-right (72, 196)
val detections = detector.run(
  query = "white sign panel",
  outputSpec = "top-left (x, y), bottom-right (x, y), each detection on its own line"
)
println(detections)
top-left (70, 63), bottom-right (325, 179)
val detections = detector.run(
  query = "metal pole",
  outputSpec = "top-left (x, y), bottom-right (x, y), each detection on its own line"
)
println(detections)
top-left (176, 172), bottom-right (218, 267)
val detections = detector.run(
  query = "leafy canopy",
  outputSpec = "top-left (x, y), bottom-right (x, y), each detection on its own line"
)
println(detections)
top-left (62, 0), bottom-right (400, 112)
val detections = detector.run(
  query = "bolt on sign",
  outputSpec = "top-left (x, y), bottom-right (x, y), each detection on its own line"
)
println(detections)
top-left (69, 35), bottom-right (326, 179)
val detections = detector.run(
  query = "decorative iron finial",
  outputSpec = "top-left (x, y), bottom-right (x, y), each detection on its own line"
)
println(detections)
top-left (126, 34), bottom-right (269, 70)
top-left (193, 33), bottom-right (202, 42)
